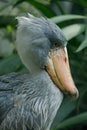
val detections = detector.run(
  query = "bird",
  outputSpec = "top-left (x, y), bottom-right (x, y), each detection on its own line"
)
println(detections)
top-left (0, 14), bottom-right (79, 130)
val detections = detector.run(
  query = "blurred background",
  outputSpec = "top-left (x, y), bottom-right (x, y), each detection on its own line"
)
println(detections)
top-left (0, 0), bottom-right (87, 130)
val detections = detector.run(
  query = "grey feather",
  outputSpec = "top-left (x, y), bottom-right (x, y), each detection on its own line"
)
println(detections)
top-left (16, 14), bottom-right (67, 73)
top-left (0, 72), bottom-right (63, 130)
top-left (0, 14), bottom-right (65, 130)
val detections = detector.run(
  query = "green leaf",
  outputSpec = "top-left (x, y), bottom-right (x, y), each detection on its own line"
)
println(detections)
top-left (51, 14), bottom-right (87, 23)
top-left (62, 24), bottom-right (85, 41)
top-left (0, 38), bottom-right (14, 57)
top-left (76, 26), bottom-right (87, 52)
top-left (25, 0), bottom-right (56, 17)
top-left (58, 0), bottom-right (87, 7)
top-left (79, 0), bottom-right (87, 7)
top-left (51, 97), bottom-right (76, 130)
top-left (0, 0), bottom-right (18, 12)
top-left (76, 40), bottom-right (87, 52)
top-left (34, 0), bottom-right (51, 5)
top-left (14, 0), bottom-right (56, 18)
top-left (55, 112), bottom-right (87, 129)
top-left (0, 54), bottom-right (23, 75)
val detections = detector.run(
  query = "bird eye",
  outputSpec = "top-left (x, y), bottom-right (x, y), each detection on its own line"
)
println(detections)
top-left (54, 43), bottom-right (58, 47)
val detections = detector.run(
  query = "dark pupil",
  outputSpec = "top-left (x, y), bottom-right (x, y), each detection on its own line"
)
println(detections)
top-left (55, 43), bottom-right (57, 46)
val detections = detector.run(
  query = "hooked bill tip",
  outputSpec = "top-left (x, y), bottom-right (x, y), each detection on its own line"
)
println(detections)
top-left (70, 88), bottom-right (79, 100)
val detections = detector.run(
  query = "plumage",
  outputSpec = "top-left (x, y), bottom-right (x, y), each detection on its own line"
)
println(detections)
top-left (0, 14), bottom-right (78, 130)
top-left (0, 72), bottom-right (63, 130)
top-left (16, 14), bottom-right (67, 73)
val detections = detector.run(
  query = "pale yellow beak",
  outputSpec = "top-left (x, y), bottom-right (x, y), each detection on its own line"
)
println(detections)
top-left (46, 47), bottom-right (79, 99)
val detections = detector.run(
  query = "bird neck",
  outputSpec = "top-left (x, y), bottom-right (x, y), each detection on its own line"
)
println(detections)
top-left (30, 69), bottom-right (45, 76)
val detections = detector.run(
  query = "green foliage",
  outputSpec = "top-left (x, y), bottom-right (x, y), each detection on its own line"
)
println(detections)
top-left (0, 54), bottom-right (26, 75)
top-left (0, 0), bottom-right (87, 130)
top-left (51, 14), bottom-right (87, 23)
top-left (76, 27), bottom-right (87, 52)
top-left (58, 0), bottom-right (87, 7)
top-left (51, 96), bottom-right (77, 129)
top-left (62, 24), bottom-right (85, 41)
top-left (56, 112), bottom-right (87, 129)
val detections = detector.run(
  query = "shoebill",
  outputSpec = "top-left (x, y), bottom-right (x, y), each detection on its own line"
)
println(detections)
top-left (0, 14), bottom-right (79, 130)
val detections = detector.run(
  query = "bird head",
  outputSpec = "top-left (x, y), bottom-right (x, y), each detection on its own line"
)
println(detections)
top-left (16, 14), bottom-right (79, 99)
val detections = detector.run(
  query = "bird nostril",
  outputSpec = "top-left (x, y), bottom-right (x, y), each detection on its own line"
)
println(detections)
top-left (65, 57), bottom-right (67, 63)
